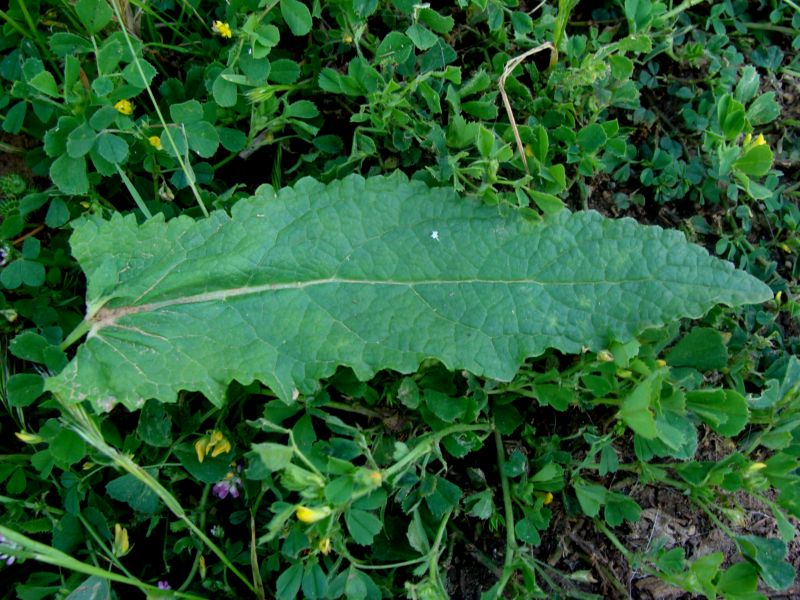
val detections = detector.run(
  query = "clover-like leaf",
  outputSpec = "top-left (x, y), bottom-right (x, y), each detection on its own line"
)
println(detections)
top-left (46, 173), bottom-right (771, 411)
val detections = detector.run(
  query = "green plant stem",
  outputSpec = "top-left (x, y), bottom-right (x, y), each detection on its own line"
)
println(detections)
top-left (249, 511), bottom-right (267, 600)
top-left (10, 0), bottom-right (60, 74)
top-left (0, 525), bottom-right (205, 599)
top-left (107, 1), bottom-right (208, 217)
top-left (317, 400), bottom-right (381, 418)
top-left (60, 319), bottom-right (92, 351)
top-left (0, 10), bottom-right (28, 39)
top-left (128, 0), bottom-right (195, 45)
top-left (383, 423), bottom-right (491, 483)
top-left (178, 484), bottom-right (211, 592)
top-left (661, 0), bottom-right (709, 21)
top-left (523, 554), bottom-right (586, 594)
top-left (733, 21), bottom-right (798, 35)
top-left (60, 404), bottom-right (256, 595)
top-left (0, 141), bottom-right (25, 155)
top-left (594, 519), bottom-right (633, 561)
top-left (493, 428), bottom-right (518, 599)
top-left (77, 513), bottom-right (139, 582)
top-left (115, 164), bottom-right (153, 218)
top-left (427, 508), bottom-right (453, 590)
top-left (553, 0), bottom-right (577, 49)
top-left (691, 496), bottom-right (737, 539)
top-left (342, 551), bottom-right (427, 570)
top-left (449, 530), bottom-right (502, 576)
top-left (0, 494), bottom-right (64, 515)
top-left (252, 419), bottom-right (325, 477)
top-left (342, 508), bottom-right (452, 574)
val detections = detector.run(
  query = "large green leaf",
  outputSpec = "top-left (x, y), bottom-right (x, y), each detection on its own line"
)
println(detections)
top-left (46, 173), bottom-right (770, 411)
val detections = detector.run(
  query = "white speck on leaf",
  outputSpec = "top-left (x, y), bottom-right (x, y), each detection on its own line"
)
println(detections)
top-left (431, 230), bottom-right (439, 241)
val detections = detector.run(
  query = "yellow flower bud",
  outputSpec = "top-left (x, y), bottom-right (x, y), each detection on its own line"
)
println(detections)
top-left (655, 359), bottom-right (667, 368)
top-left (295, 505), bottom-right (332, 523)
top-left (543, 492), bottom-right (554, 505)
top-left (318, 537), bottom-right (332, 554)
top-left (114, 99), bottom-right (133, 115)
top-left (343, 33), bottom-right (353, 43)
top-left (195, 436), bottom-right (210, 463)
top-left (148, 136), bottom-right (162, 150)
top-left (753, 134), bottom-right (766, 146)
top-left (15, 431), bottom-right (44, 444)
top-left (195, 430), bottom-right (232, 463)
top-left (211, 438), bottom-right (232, 458)
top-left (212, 20), bottom-right (232, 39)
top-left (747, 462), bottom-right (767, 472)
top-left (597, 350), bottom-right (614, 362)
top-left (113, 523), bottom-right (130, 556)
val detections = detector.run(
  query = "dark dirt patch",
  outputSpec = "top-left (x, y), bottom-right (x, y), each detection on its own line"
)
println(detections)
top-left (0, 134), bottom-right (36, 182)
top-left (445, 530), bottom-right (503, 600)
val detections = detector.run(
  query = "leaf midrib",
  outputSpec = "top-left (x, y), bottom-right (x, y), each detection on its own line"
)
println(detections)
top-left (90, 273), bottom-right (727, 331)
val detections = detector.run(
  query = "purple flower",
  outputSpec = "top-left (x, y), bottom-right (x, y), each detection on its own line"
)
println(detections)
top-left (212, 470), bottom-right (242, 499)
top-left (0, 534), bottom-right (17, 566)
top-left (157, 580), bottom-right (171, 590)
top-left (211, 463), bottom-right (242, 500)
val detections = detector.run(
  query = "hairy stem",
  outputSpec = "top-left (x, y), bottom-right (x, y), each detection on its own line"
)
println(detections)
top-left (493, 428), bottom-right (518, 598)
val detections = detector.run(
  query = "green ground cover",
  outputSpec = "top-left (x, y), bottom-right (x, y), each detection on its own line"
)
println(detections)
top-left (0, 1), bottom-right (798, 598)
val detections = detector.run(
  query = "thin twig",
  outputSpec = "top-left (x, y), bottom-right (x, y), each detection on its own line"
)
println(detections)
top-left (498, 43), bottom-right (557, 175)
top-left (12, 224), bottom-right (44, 246)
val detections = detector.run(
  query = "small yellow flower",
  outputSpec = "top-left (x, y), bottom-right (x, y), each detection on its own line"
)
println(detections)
top-left (212, 20), bottom-right (232, 39)
top-left (211, 437), bottom-right (232, 458)
top-left (194, 437), bottom-right (210, 463)
top-left (295, 505), bottom-right (332, 523)
top-left (524, 143), bottom-right (533, 158)
top-left (753, 134), bottom-right (766, 146)
top-left (114, 99), bottom-right (133, 115)
top-left (543, 492), bottom-right (554, 505)
top-left (113, 523), bottom-right (130, 556)
top-left (318, 537), bottom-right (332, 554)
top-left (148, 135), bottom-right (162, 150)
top-left (194, 430), bottom-right (232, 463)
top-left (342, 33), bottom-right (353, 44)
